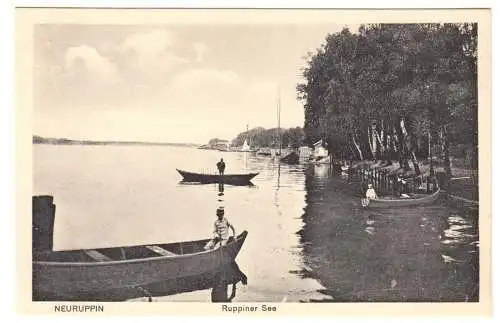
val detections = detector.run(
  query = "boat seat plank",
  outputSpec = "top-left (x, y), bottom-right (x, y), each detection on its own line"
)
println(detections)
top-left (146, 245), bottom-right (177, 256)
top-left (84, 249), bottom-right (112, 262)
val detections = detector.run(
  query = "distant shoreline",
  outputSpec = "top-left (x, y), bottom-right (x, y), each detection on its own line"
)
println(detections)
top-left (32, 136), bottom-right (199, 148)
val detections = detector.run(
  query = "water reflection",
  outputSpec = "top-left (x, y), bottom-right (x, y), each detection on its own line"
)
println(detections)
top-left (218, 182), bottom-right (225, 199)
top-left (211, 262), bottom-right (248, 302)
top-left (364, 215), bottom-right (376, 236)
top-left (34, 145), bottom-right (479, 302)
top-left (312, 164), bottom-right (332, 189)
top-left (34, 262), bottom-right (248, 302)
top-left (441, 215), bottom-right (476, 246)
top-left (297, 169), bottom-right (479, 302)
top-left (178, 180), bottom-right (255, 187)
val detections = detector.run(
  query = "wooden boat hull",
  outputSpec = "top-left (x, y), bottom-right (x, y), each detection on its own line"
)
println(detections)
top-left (35, 262), bottom-right (247, 301)
top-left (176, 169), bottom-right (258, 184)
top-left (33, 231), bottom-right (248, 296)
top-left (280, 152), bottom-right (300, 165)
top-left (312, 156), bottom-right (330, 164)
top-left (363, 188), bottom-right (441, 208)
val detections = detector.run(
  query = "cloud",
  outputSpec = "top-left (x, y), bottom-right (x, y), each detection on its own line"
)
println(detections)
top-left (64, 45), bottom-right (118, 83)
top-left (192, 42), bottom-right (209, 62)
top-left (119, 29), bottom-right (188, 75)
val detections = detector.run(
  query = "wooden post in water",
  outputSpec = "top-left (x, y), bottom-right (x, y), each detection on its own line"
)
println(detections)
top-left (33, 196), bottom-right (56, 252)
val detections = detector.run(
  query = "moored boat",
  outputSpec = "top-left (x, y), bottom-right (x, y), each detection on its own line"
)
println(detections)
top-left (33, 231), bottom-right (248, 296)
top-left (312, 155), bottom-right (331, 165)
top-left (32, 196), bottom-right (248, 298)
top-left (361, 187), bottom-right (441, 208)
top-left (176, 169), bottom-right (258, 184)
top-left (256, 148), bottom-right (272, 156)
top-left (280, 151), bottom-right (299, 165)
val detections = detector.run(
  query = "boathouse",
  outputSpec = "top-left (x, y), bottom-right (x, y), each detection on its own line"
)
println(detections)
top-left (313, 140), bottom-right (328, 158)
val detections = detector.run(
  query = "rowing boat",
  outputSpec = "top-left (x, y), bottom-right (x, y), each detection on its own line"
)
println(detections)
top-left (176, 169), bottom-right (258, 184)
top-left (362, 188), bottom-right (441, 208)
top-left (33, 231), bottom-right (248, 296)
top-left (36, 261), bottom-right (247, 301)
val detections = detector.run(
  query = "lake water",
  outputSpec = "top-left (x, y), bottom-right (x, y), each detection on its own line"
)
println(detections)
top-left (33, 144), bottom-right (479, 302)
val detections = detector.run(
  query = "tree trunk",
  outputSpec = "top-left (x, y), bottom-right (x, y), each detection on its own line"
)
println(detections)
top-left (352, 136), bottom-right (364, 160)
top-left (395, 121), bottom-right (410, 170)
top-left (400, 117), bottom-right (421, 175)
top-left (348, 142), bottom-right (358, 161)
top-left (367, 125), bottom-right (375, 159)
top-left (375, 124), bottom-right (385, 160)
top-left (383, 123), bottom-right (392, 165)
top-left (392, 126), bottom-right (399, 160)
top-left (441, 125), bottom-right (452, 178)
top-left (410, 151), bottom-right (421, 175)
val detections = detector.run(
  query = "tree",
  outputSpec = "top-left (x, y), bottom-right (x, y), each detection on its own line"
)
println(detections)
top-left (297, 23), bottom-right (477, 177)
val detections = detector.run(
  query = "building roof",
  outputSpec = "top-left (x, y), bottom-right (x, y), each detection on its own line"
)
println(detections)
top-left (313, 139), bottom-right (324, 147)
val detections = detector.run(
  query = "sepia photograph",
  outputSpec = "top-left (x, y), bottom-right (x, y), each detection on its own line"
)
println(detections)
top-left (15, 7), bottom-right (491, 316)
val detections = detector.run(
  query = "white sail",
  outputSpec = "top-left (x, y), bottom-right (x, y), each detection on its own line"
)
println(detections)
top-left (242, 139), bottom-right (250, 151)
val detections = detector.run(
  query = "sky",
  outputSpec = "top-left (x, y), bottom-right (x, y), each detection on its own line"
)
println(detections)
top-left (34, 23), bottom-right (359, 144)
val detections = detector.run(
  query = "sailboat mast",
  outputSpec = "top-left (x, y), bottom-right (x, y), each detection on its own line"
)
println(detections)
top-left (246, 123), bottom-right (250, 147)
top-left (277, 86), bottom-right (281, 155)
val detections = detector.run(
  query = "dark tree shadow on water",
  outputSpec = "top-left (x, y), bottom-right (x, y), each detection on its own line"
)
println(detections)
top-left (294, 167), bottom-right (479, 303)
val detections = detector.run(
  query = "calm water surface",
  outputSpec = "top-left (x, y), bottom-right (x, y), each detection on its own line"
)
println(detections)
top-left (33, 144), bottom-right (479, 302)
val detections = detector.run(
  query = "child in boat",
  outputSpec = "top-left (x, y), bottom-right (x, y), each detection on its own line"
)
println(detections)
top-left (204, 207), bottom-right (236, 250)
top-left (365, 183), bottom-right (378, 200)
top-left (216, 158), bottom-right (226, 175)
top-left (361, 183), bottom-right (378, 207)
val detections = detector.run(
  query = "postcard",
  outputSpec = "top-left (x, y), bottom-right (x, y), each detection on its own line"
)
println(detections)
top-left (16, 7), bottom-right (491, 316)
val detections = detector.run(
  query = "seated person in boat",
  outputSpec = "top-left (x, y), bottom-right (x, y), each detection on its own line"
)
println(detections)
top-left (365, 183), bottom-right (378, 200)
top-left (397, 175), bottom-right (410, 197)
top-left (361, 183), bottom-right (378, 207)
top-left (392, 174), bottom-right (407, 197)
top-left (217, 158), bottom-right (226, 175)
top-left (204, 207), bottom-right (236, 250)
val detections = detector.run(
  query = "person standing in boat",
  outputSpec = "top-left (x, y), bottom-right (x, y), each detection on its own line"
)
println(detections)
top-left (204, 207), bottom-right (236, 250)
top-left (217, 158), bottom-right (226, 175)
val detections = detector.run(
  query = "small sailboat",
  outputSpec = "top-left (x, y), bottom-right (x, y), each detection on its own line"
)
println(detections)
top-left (235, 124), bottom-right (255, 152)
top-left (241, 139), bottom-right (251, 152)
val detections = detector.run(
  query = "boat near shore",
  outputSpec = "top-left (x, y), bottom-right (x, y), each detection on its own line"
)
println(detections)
top-left (176, 169), bottom-right (258, 185)
top-left (361, 188), bottom-right (441, 208)
top-left (34, 231), bottom-right (248, 296)
top-left (32, 195), bottom-right (249, 297)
